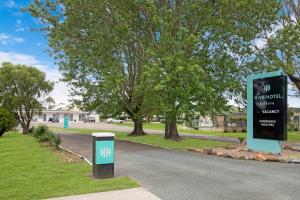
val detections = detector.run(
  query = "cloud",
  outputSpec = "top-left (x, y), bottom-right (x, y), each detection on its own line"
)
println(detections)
top-left (5, 0), bottom-right (16, 8)
top-left (15, 20), bottom-right (25, 32)
top-left (0, 33), bottom-right (24, 44)
top-left (15, 27), bottom-right (25, 32)
top-left (0, 51), bottom-right (70, 105)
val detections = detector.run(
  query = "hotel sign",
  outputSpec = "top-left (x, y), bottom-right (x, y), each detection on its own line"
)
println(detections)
top-left (253, 75), bottom-right (287, 140)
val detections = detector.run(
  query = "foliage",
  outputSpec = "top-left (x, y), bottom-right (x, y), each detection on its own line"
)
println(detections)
top-left (0, 133), bottom-right (138, 200)
top-left (44, 96), bottom-right (55, 110)
top-left (27, 0), bottom-right (158, 136)
top-left (238, 137), bottom-right (245, 144)
top-left (252, 0), bottom-right (300, 94)
top-left (0, 107), bottom-right (17, 137)
top-left (29, 126), bottom-right (35, 134)
top-left (27, 1), bottom-right (280, 140)
top-left (33, 125), bottom-right (61, 147)
top-left (0, 62), bottom-right (54, 134)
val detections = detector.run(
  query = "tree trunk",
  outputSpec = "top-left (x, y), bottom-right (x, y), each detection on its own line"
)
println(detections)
top-left (288, 74), bottom-right (300, 91)
top-left (129, 119), bottom-right (147, 136)
top-left (165, 120), bottom-right (182, 141)
top-left (21, 121), bottom-right (30, 135)
top-left (0, 129), bottom-right (5, 137)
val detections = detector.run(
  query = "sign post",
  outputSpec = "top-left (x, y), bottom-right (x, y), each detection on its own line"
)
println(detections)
top-left (64, 116), bottom-right (69, 129)
top-left (92, 132), bottom-right (115, 179)
top-left (247, 71), bottom-right (287, 154)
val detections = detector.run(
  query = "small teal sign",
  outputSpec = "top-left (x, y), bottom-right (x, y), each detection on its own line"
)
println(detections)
top-left (95, 140), bottom-right (114, 164)
top-left (64, 116), bottom-right (69, 129)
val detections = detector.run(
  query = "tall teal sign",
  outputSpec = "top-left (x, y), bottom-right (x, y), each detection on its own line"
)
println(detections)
top-left (247, 71), bottom-right (287, 154)
top-left (95, 140), bottom-right (114, 164)
top-left (64, 116), bottom-right (69, 129)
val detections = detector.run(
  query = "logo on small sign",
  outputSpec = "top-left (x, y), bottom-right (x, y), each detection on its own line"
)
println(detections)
top-left (100, 147), bottom-right (111, 158)
top-left (264, 84), bottom-right (271, 92)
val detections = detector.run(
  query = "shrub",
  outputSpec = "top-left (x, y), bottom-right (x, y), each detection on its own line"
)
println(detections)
top-left (224, 128), bottom-right (228, 133)
top-left (294, 127), bottom-right (299, 132)
top-left (241, 128), bottom-right (247, 133)
top-left (49, 133), bottom-right (61, 148)
top-left (32, 125), bottom-right (49, 138)
top-left (33, 125), bottom-right (61, 148)
top-left (238, 137), bottom-right (245, 144)
top-left (29, 126), bottom-right (35, 135)
top-left (232, 128), bottom-right (237, 133)
top-left (0, 107), bottom-right (17, 137)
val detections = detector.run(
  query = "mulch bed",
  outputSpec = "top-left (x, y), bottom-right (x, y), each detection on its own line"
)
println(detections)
top-left (187, 144), bottom-right (300, 163)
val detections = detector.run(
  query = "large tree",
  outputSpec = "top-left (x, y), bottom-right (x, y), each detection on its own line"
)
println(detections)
top-left (28, 0), bottom-right (280, 140)
top-left (28, 0), bottom-right (158, 136)
top-left (0, 62), bottom-right (53, 134)
top-left (141, 1), bottom-right (280, 140)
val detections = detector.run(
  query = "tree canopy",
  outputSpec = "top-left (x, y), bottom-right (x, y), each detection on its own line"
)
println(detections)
top-left (28, 0), bottom-right (280, 140)
top-left (252, 0), bottom-right (300, 95)
top-left (28, 0), bottom-right (160, 136)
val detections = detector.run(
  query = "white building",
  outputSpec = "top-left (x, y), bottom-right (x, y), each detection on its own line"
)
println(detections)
top-left (33, 106), bottom-right (89, 123)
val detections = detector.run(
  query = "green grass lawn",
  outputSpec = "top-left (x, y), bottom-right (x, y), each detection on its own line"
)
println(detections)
top-left (118, 122), bottom-right (166, 130)
top-left (117, 122), bottom-right (300, 142)
top-left (50, 128), bottom-right (230, 150)
top-left (0, 132), bottom-right (138, 200)
top-left (116, 132), bottom-right (230, 150)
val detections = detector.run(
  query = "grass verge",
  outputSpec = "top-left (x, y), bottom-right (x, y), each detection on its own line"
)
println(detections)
top-left (116, 123), bottom-right (300, 142)
top-left (116, 132), bottom-right (230, 150)
top-left (0, 132), bottom-right (138, 200)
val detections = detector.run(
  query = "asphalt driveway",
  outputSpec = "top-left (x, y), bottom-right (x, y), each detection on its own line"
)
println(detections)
top-left (59, 133), bottom-right (300, 200)
top-left (33, 121), bottom-right (239, 143)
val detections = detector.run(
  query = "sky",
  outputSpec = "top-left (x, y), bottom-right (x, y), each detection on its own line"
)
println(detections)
top-left (0, 0), bottom-right (299, 108)
top-left (0, 0), bottom-right (70, 105)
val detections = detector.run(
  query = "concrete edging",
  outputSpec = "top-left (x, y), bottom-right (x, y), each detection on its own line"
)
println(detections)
top-left (58, 145), bottom-right (92, 166)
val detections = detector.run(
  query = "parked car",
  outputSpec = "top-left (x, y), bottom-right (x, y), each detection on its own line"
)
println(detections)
top-left (106, 118), bottom-right (124, 123)
top-left (84, 116), bottom-right (96, 123)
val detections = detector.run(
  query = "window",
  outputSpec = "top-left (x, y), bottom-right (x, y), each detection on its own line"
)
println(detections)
top-left (79, 113), bottom-right (86, 121)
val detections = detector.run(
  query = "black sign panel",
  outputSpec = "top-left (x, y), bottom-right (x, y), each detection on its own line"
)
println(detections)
top-left (253, 75), bottom-right (287, 140)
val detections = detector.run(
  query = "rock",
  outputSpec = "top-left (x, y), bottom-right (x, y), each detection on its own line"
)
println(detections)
top-left (291, 147), bottom-right (300, 152)
top-left (216, 151), bottom-right (224, 156)
top-left (266, 155), bottom-right (279, 162)
top-left (224, 146), bottom-right (236, 150)
top-left (224, 153), bottom-right (234, 159)
top-left (283, 145), bottom-right (292, 150)
top-left (239, 155), bottom-right (247, 160)
top-left (287, 158), bottom-right (300, 163)
top-left (207, 149), bottom-right (217, 155)
top-left (233, 154), bottom-right (242, 159)
top-left (283, 145), bottom-right (300, 152)
top-left (253, 153), bottom-right (266, 161)
top-left (279, 158), bottom-right (288, 163)
top-left (187, 148), bottom-right (203, 153)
